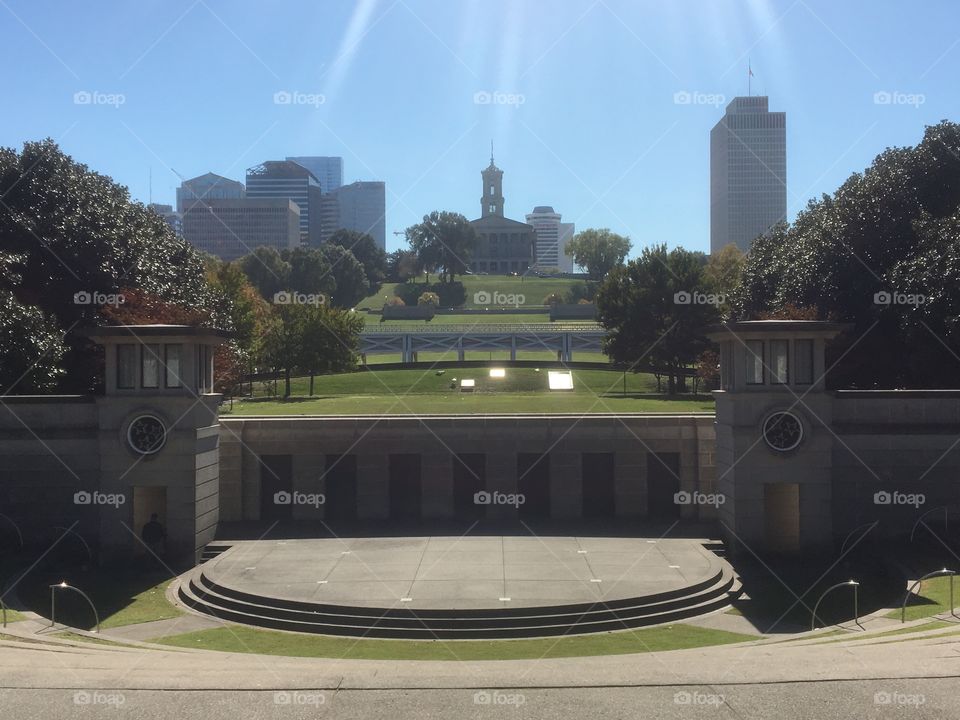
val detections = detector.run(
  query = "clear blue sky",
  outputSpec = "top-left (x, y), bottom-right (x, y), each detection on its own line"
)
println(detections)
top-left (2, 0), bottom-right (957, 255)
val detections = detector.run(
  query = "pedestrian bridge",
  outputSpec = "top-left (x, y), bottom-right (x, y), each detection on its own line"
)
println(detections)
top-left (360, 324), bottom-right (604, 363)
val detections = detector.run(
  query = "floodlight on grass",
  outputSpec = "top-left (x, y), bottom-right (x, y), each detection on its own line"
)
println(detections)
top-left (548, 371), bottom-right (574, 391)
top-left (460, 379), bottom-right (475, 392)
top-left (489, 368), bottom-right (505, 378)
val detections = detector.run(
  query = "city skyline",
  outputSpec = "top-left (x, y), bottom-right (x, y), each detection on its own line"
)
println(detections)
top-left (2, 1), bottom-right (956, 258)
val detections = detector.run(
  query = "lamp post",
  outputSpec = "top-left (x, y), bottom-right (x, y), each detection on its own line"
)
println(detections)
top-left (49, 582), bottom-right (100, 633)
top-left (811, 580), bottom-right (862, 631)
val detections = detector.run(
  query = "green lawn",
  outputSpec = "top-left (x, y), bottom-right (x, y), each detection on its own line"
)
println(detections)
top-left (17, 571), bottom-right (182, 630)
top-left (357, 276), bottom-right (585, 310)
top-left (888, 576), bottom-right (960, 621)
top-left (231, 368), bottom-right (714, 415)
top-left (1, 608), bottom-right (25, 624)
top-left (153, 623), bottom-right (754, 661)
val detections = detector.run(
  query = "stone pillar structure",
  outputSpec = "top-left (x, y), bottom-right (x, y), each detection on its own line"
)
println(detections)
top-left (708, 320), bottom-right (847, 556)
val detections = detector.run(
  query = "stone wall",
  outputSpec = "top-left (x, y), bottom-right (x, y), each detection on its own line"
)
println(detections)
top-left (217, 414), bottom-right (718, 522)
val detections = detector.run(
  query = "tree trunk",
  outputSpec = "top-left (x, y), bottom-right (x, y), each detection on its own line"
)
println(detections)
top-left (309, 373), bottom-right (315, 396)
top-left (284, 369), bottom-right (291, 398)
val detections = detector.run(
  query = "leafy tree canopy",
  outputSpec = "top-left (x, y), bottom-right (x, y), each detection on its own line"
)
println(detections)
top-left (596, 244), bottom-right (719, 393)
top-left (734, 120), bottom-right (960, 388)
top-left (328, 229), bottom-right (387, 294)
top-left (405, 211), bottom-right (475, 283)
top-left (566, 229), bottom-right (632, 281)
top-left (0, 140), bottom-right (222, 391)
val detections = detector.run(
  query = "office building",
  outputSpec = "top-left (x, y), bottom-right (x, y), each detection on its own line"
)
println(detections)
top-left (176, 173), bottom-right (244, 214)
top-left (180, 198), bottom-right (300, 262)
top-left (710, 96), bottom-right (786, 254)
top-left (526, 206), bottom-right (575, 273)
top-left (148, 203), bottom-right (183, 237)
top-left (469, 153), bottom-right (536, 274)
top-left (246, 160), bottom-right (323, 246)
top-left (320, 181), bottom-right (386, 250)
top-left (286, 156), bottom-right (343, 194)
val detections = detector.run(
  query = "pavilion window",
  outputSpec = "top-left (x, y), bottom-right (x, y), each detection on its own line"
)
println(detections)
top-left (117, 344), bottom-right (136, 389)
top-left (770, 340), bottom-right (789, 384)
top-left (795, 339), bottom-right (814, 385)
top-left (745, 340), bottom-right (764, 384)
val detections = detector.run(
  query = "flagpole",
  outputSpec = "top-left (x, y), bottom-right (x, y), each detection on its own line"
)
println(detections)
top-left (748, 60), bottom-right (752, 96)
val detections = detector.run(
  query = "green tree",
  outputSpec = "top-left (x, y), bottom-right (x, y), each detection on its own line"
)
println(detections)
top-left (0, 288), bottom-right (66, 392)
top-left (298, 304), bottom-right (364, 395)
top-left (387, 248), bottom-right (418, 282)
top-left (282, 246), bottom-right (335, 298)
top-left (405, 211), bottom-right (475, 283)
top-left (566, 229), bottom-right (632, 281)
top-left (260, 303), bottom-right (307, 398)
top-left (240, 246), bottom-right (291, 301)
top-left (596, 244), bottom-right (719, 394)
top-left (704, 243), bottom-right (745, 314)
top-left (0, 139), bottom-right (222, 391)
top-left (328, 229), bottom-right (387, 293)
top-left (319, 243), bottom-right (368, 308)
top-left (735, 120), bottom-right (960, 388)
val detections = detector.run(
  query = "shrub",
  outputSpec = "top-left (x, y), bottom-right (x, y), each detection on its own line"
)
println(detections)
top-left (543, 292), bottom-right (563, 306)
top-left (418, 291), bottom-right (440, 306)
top-left (395, 281), bottom-right (466, 308)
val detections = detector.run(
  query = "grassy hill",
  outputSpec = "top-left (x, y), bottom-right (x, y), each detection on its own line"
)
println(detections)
top-left (357, 275), bottom-right (585, 310)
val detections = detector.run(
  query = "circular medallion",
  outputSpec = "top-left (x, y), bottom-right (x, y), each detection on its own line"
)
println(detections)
top-left (127, 414), bottom-right (167, 455)
top-left (762, 411), bottom-right (804, 452)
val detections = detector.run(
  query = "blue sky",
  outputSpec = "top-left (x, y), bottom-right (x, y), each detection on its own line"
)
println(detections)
top-left (1, 0), bottom-right (957, 255)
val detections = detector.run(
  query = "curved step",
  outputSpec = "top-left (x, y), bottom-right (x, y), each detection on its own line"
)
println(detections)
top-left (176, 566), bottom-right (739, 639)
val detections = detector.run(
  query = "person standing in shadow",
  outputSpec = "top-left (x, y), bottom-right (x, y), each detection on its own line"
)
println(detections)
top-left (141, 513), bottom-right (166, 564)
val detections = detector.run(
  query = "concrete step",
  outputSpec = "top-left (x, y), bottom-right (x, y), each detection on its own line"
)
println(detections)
top-left (175, 566), bottom-right (740, 639)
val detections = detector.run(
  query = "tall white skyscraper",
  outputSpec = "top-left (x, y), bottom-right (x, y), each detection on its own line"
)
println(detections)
top-left (526, 206), bottom-right (575, 273)
top-left (710, 96), bottom-right (786, 254)
top-left (286, 156), bottom-right (344, 194)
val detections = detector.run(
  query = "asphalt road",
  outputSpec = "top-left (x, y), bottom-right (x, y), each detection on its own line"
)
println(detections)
top-left (0, 679), bottom-right (955, 719)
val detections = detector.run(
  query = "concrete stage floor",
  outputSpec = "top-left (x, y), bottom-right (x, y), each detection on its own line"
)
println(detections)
top-left (203, 536), bottom-right (722, 610)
